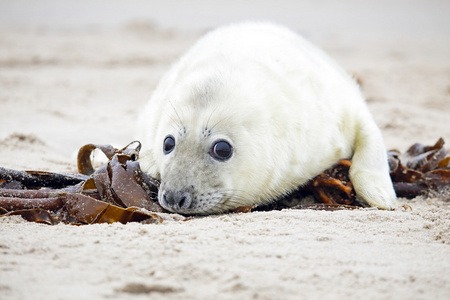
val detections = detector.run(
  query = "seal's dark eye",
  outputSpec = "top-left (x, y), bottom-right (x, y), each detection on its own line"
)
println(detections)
top-left (163, 135), bottom-right (175, 154)
top-left (210, 140), bottom-right (233, 161)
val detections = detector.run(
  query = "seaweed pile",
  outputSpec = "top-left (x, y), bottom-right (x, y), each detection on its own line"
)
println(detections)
top-left (0, 142), bottom-right (164, 225)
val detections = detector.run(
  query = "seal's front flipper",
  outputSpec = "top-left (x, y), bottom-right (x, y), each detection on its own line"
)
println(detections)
top-left (349, 121), bottom-right (397, 210)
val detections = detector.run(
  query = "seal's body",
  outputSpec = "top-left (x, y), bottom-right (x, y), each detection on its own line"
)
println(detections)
top-left (138, 22), bottom-right (397, 214)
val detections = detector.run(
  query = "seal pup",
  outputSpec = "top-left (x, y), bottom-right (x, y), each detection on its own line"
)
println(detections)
top-left (138, 22), bottom-right (397, 215)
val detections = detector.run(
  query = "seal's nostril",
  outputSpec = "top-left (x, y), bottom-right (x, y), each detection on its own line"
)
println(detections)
top-left (178, 192), bottom-right (192, 209)
top-left (162, 190), bottom-right (176, 206)
top-left (179, 196), bottom-right (186, 208)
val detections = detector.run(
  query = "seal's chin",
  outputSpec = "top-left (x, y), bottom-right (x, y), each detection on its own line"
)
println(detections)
top-left (159, 200), bottom-right (228, 216)
top-left (158, 189), bottom-right (231, 215)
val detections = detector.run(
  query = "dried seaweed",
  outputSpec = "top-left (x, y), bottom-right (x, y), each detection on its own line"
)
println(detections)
top-left (0, 141), bottom-right (163, 225)
top-left (0, 167), bottom-right (86, 189)
top-left (258, 159), bottom-right (363, 212)
top-left (1, 138), bottom-right (449, 223)
top-left (388, 138), bottom-right (450, 198)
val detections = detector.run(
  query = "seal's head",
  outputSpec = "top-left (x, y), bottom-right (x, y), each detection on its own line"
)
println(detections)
top-left (138, 64), bottom-right (305, 215)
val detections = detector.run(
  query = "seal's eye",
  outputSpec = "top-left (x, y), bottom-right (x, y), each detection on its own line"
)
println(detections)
top-left (163, 135), bottom-right (175, 154)
top-left (210, 140), bottom-right (233, 161)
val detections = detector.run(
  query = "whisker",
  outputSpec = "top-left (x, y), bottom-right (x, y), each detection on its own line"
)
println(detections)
top-left (168, 100), bottom-right (185, 129)
top-left (164, 110), bottom-right (183, 132)
top-left (209, 115), bottom-right (230, 132)
top-left (168, 121), bottom-right (181, 132)
top-left (204, 106), bottom-right (219, 131)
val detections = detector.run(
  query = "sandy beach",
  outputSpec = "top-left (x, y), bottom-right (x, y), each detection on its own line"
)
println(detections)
top-left (1, 1), bottom-right (449, 299)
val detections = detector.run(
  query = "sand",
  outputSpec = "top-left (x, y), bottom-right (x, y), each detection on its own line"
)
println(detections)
top-left (1, 1), bottom-right (449, 299)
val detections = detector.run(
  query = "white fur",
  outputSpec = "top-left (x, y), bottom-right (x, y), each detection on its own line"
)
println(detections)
top-left (138, 22), bottom-right (397, 214)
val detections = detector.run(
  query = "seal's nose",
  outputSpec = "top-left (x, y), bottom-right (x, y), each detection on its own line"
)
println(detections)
top-left (160, 190), bottom-right (192, 211)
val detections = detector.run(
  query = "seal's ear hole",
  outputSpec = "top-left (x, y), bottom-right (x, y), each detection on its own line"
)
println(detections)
top-left (163, 135), bottom-right (175, 154)
top-left (210, 140), bottom-right (233, 161)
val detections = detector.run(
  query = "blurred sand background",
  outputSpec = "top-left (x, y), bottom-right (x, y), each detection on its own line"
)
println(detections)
top-left (0, 1), bottom-right (449, 299)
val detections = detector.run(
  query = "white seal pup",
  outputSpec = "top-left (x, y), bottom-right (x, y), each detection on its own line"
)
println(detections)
top-left (138, 22), bottom-right (397, 215)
